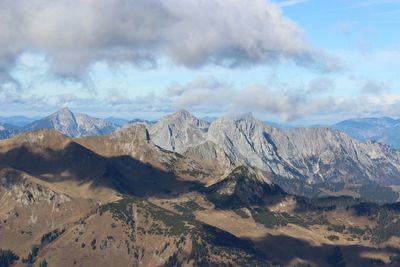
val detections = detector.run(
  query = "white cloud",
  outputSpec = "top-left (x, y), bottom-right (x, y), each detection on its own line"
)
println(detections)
top-left (307, 77), bottom-right (335, 94)
top-left (0, 0), bottom-right (338, 80)
top-left (159, 77), bottom-right (400, 121)
top-left (0, 69), bottom-right (20, 91)
top-left (360, 80), bottom-right (391, 95)
top-left (160, 76), bottom-right (335, 121)
top-left (1, 74), bottom-right (400, 122)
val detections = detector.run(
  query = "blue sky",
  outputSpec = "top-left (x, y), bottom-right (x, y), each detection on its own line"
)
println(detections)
top-left (0, 0), bottom-right (399, 125)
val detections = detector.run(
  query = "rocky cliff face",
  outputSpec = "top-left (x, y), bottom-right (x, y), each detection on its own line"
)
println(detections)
top-left (148, 110), bottom-right (209, 154)
top-left (148, 111), bottom-right (400, 192)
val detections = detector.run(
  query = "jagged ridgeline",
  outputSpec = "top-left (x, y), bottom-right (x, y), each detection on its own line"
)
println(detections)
top-left (148, 110), bottom-right (400, 203)
top-left (1, 110), bottom-right (400, 266)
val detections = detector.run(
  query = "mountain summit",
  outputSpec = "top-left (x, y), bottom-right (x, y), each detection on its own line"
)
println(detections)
top-left (148, 109), bottom-right (210, 153)
top-left (22, 108), bottom-right (119, 137)
top-left (147, 111), bottom-right (400, 201)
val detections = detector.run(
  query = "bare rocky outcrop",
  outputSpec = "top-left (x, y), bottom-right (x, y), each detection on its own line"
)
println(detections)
top-left (148, 110), bottom-right (209, 154)
top-left (148, 111), bottom-right (400, 189)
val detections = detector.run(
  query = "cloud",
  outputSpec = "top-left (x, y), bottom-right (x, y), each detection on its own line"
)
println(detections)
top-left (22, 76), bottom-right (328, 121)
top-left (0, 0), bottom-right (338, 80)
top-left (307, 77), bottom-right (335, 94)
top-left (360, 80), bottom-right (391, 95)
top-left (2, 74), bottom-right (400, 122)
top-left (0, 69), bottom-right (20, 91)
top-left (330, 94), bottom-right (400, 119)
top-left (161, 76), bottom-right (400, 121)
top-left (162, 76), bottom-right (335, 121)
top-left (167, 76), bottom-right (231, 97)
top-left (277, 0), bottom-right (311, 7)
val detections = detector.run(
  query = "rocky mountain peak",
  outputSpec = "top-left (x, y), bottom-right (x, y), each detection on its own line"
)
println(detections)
top-left (57, 106), bottom-right (73, 114)
top-left (21, 108), bottom-right (118, 138)
top-left (164, 109), bottom-right (209, 128)
top-left (171, 109), bottom-right (192, 118)
top-left (48, 107), bottom-right (76, 123)
top-left (49, 107), bottom-right (76, 120)
top-left (44, 107), bottom-right (78, 137)
top-left (148, 110), bottom-right (209, 153)
top-left (212, 112), bottom-right (265, 128)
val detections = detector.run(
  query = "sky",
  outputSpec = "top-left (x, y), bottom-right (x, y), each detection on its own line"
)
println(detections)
top-left (0, 0), bottom-right (400, 125)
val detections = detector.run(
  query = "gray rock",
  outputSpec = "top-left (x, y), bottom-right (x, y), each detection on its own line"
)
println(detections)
top-left (149, 111), bottom-right (400, 188)
top-left (22, 107), bottom-right (119, 137)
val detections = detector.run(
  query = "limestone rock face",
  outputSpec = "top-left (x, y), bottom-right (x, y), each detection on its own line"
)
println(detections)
top-left (148, 110), bottom-right (209, 154)
top-left (148, 111), bottom-right (400, 187)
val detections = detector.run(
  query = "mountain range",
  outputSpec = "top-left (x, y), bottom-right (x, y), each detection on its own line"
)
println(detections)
top-left (105, 117), bottom-right (130, 126)
top-left (0, 122), bottom-right (19, 139)
top-left (0, 116), bottom-right (40, 127)
top-left (1, 109), bottom-right (400, 203)
top-left (1, 109), bottom-right (400, 151)
top-left (146, 110), bottom-right (400, 203)
top-left (332, 117), bottom-right (400, 149)
top-left (0, 108), bottom-right (119, 139)
top-left (1, 111), bottom-right (400, 266)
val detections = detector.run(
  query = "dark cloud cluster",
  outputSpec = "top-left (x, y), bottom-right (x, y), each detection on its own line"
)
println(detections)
top-left (0, 0), bottom-right (338, 80)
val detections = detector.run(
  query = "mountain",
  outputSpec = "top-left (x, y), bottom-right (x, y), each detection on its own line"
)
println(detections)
top-left (147, 112), bottom-right (400, 201)
top-left (105, 117), bottom-right (130, 126)
top-left (0, 126), bottom-right (205, 198)
top-left (203, 166), bottom-right (286, 208)
top-left (0, 115), bottom-right (41, 126)
top-left (2, 130), bottom-right (400, 266)
top-left (148, 110), bottom-right (210, 154)
top-left (22, 107), bottom-right (119, 137)
top-left (0, 122), bottom-right (19, 139)
top-left (332, 117), bottom-right (400, 149)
